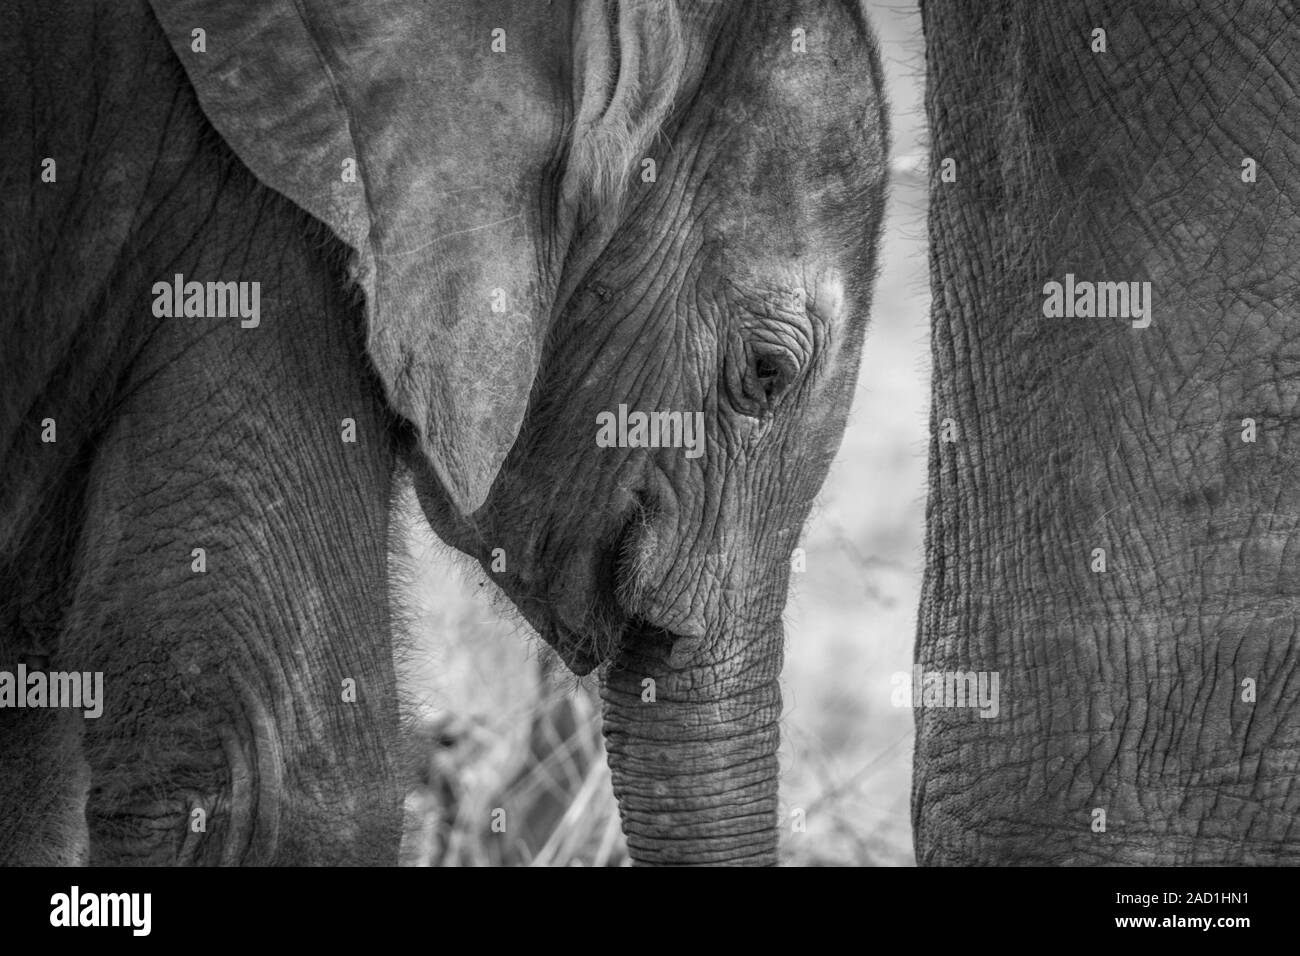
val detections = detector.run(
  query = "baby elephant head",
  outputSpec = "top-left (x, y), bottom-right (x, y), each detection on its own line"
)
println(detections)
top-left (461, 1), bottom-right (890, 865)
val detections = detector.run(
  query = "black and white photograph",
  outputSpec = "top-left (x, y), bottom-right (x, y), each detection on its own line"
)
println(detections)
top-left (0, 0), bottom-right (1288, 930)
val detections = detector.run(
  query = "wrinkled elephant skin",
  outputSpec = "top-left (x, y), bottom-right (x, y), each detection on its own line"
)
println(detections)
top-left (917, 0), bottom-right (1300, 865)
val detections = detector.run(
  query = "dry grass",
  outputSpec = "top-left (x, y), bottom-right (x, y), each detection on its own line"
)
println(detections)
top-left (402, 670), bottom-right (628, 867)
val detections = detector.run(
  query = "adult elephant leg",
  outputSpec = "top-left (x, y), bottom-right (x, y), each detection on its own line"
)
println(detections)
top-left (11, 4), bottom-right (404, 862)
top-left (917, 0), bottom-right (1300, 864)
top-left (69, 192), bottom-right (401, 864)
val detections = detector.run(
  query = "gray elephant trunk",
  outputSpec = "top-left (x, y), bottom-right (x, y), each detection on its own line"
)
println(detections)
top-left (599, 628), bottom-right (782, 866)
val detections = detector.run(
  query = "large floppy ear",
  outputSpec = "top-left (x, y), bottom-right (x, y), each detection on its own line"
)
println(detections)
top-left (147, 0), bottom-right (688, 514)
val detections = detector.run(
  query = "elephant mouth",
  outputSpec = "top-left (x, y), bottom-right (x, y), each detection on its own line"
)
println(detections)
top-left (543, 500), bottom-right (661, 676)
top-left (551, 616), bottom-right (684, 678)
top-left (487, 489), bottom-right (699, 677)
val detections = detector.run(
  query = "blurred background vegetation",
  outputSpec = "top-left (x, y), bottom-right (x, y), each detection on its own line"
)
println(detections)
top-left (397, 0), bottom-right (928, 867)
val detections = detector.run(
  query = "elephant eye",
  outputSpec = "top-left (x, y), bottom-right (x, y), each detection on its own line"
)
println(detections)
top-left (741, 346), bottom-right (797, 411)
top-left (754, 355), bottom-right (783, 391)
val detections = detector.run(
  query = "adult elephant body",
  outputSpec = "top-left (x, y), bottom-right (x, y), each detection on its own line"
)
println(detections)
top-left (0, 0), bottom-right (888, 864)
top-left (917, 0), bottom-right (1300, 863)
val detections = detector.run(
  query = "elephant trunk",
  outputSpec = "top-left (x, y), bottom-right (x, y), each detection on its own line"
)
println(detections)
top-left (599, 627), bottom-right (782, 866)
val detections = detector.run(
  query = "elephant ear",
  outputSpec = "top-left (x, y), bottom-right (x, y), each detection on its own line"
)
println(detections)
top-left (147, 0), bottom-right (690, 514)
